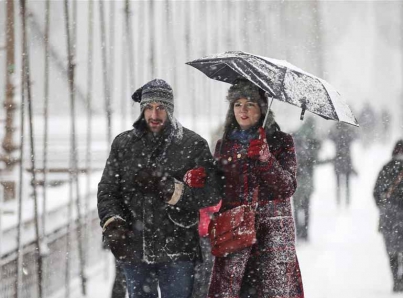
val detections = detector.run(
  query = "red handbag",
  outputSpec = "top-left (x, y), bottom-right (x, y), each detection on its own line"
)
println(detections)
top-left (208, 189), bottom-right (258, 257)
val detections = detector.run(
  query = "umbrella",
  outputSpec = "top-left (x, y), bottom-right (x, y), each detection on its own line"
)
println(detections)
top-left (186, 51), bottom-right (358, 127)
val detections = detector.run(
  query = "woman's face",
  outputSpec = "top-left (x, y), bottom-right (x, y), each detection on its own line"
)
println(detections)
top-left (233, 98), bottom-right (261, 130)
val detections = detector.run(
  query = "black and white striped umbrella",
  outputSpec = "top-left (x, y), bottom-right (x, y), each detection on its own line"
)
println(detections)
top-left (187, 51), bottom-right (358, 127)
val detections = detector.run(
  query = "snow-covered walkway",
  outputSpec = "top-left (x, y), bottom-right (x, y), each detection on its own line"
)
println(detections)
top-left (60, 140), bottom-right (397, 298)
top-left (297, 140), bottom-right (396, 298)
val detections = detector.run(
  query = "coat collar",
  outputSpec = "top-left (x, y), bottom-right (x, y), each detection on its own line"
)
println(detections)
top-left (132, 116), bottom-right (184, 144)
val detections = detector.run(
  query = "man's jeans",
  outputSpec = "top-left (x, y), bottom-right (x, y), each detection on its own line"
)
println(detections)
top-left (121, 261), bottom-right (195, 298)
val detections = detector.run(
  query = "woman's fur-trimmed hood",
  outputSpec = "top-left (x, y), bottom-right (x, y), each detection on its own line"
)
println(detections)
top-left (223, 80), bottom-right (279, 136)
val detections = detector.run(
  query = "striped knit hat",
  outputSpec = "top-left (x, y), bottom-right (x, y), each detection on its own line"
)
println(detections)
top-left (132, 79), bottom-right (174, 115)
top-left (131, 79), bottom-right (183, 139)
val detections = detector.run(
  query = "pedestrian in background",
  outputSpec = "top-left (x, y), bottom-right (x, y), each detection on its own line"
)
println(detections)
top-left (357, 102), bottom-right (377, 147)
top-left (292, 117), bottom-right (321, 241)
top-left (380, 108), bottom-right (392, 143)
top-left (374, 140), bottom-right (403, 293)
top-left (102, 239), bottom-right (127, 298)
top-left (192, 201), bottom-right (221, 298)
top-left (329, 122), bottom-right (357, 206)
top-left (110, 262), bottom-right (127, 298)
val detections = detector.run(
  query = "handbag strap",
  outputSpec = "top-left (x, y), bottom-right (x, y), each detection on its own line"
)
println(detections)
top-left (385, 168), bottom-right (403, 200)
top-left (249, 187), bottom-right (259, 211)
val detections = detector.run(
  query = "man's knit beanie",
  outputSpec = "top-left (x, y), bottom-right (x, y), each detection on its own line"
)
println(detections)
top-left (131, 79), bottom-right (183, 140)
top-left (132, 79), bottom-right (174, 115)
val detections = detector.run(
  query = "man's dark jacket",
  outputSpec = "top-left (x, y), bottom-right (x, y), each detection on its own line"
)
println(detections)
top-left (97, 122), bottom-right (222, 264)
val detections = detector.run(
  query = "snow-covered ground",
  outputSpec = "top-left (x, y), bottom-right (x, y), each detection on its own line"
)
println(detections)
top-left (52, 137), bottom-right (398, 298)
top-left (297, 140), bottom-right (395, 298)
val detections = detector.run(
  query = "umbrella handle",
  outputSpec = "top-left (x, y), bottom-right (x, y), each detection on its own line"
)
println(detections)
top-left (262, 96), bottom-right (274, 128)
top-left (300, 98), bottom-right (307, 121)
top-left (258, 127), bottom-right (266, 141)
top-left (300, 108), bottom-right (306, 120)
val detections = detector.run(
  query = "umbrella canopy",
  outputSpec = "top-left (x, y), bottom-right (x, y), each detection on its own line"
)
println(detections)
top-left (186, 51), bottom-right (358, 127)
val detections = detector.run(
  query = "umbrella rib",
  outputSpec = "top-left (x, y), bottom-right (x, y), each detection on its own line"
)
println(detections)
top-left (226, 62), bottom-right (276, 96)
top-left (324, 90), bottom-right (339, 122)
top-left (210, 64), bottom-right (230, 78)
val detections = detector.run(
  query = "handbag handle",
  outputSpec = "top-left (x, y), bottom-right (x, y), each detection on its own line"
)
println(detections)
top-left (249, 187), bottom-right (259, 211)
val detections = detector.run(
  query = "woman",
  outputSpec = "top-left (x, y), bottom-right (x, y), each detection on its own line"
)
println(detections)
top-left (208, 80), bottom-right (304, 298)
top-left (373, 140), bottom-right (403, 292)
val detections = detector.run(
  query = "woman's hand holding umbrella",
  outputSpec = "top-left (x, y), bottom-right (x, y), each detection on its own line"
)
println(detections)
top-left (247, 127), bottom-right (270, 163)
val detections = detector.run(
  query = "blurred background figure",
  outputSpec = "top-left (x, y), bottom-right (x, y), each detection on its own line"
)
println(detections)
top-left (329, 122), bottom-right (358, 206)
top-left (191, 124), bottom-right (224, 298)
top-left (358, 102), bottom-right (378, 147)
top-left (102, 242), bottom-right (127, 298)
top-left (373, 140), bottom-right (403, 293)
top-left (292, 117), bottom-right (322, 241)
top-left (110, 262), bottom-right (127, 298)
top-left (192, 202), bottom-right (221, 298)
top-left (380, 108), bottom-right (392, 143)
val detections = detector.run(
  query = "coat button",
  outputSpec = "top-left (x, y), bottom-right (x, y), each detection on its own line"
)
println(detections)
top-left (237, 154), bottom-right (241, 159)
top-left (228, 157), bottom-right (232, 162)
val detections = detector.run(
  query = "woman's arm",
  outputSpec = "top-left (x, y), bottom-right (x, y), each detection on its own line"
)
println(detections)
top-left (255, 133), bottom-right (297, 200)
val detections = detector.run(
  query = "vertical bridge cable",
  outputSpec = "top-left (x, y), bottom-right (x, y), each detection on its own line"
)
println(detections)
top-left (19, 0), bottom-right (44, 296)
top-left (63, 0), bottom-right (87, 296)
top-left (85, 0), bottom-right (94, 281)
top-left (41, 0), bottom-right (51, 260)
top-left (99, 0), bottom-right (112, 145)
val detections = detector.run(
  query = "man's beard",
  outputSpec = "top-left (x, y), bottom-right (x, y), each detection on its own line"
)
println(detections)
top-left (147, 118), bottom-right (166, 134)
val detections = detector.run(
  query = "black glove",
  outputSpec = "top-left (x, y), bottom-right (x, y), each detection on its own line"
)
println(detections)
top-left (134, 168), bottom-right (158, 190)
top-left (103, 218), bottom-right (135, 261)
top-left (134, 167), bottom-right (175, 202)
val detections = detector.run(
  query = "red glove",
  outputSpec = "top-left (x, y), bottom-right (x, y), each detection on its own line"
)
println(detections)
top-left (183, 167), bottom-right (207, 188)
top-left (247, 127), bottom-right (270, 162)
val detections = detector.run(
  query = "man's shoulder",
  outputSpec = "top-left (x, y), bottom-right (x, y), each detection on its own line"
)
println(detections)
top-left (115, 129), bottom-right (134, 140)
top-left (112, 130), bottom-right (136, 147)
top-left (116, 129), bottom-right (132, 137)
top-left (181, 127), bottom-right (208, 144)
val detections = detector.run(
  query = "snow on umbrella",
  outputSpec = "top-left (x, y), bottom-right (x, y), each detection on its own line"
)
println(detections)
top-left (186, 51), bottom-right (359, 127)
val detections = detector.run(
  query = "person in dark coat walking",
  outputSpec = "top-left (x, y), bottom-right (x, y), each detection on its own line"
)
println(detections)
top-left (97, 79), bottom-right (222, 298)
top-left (358, 102), bottom-right (377, 147)
top-left (380, 108), bottom-right (392, 143)
top-left (102, 237), bottom-right (127, 298)
top-left (192, 202), bottom-right (221, 298)
top-left (110, 260), bottom-right (127, 298)
top-left (373, 140), bottom-right (403, 293)
top-left (208, 80), bottom-right (304, 298)
top-left (329, 122), bottom-right (357, 206)
top-left (292, 117), bottom-right (321, 241)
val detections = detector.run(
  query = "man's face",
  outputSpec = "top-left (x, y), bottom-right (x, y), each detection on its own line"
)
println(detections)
top-left (143, 102), bottom-right (168, 133)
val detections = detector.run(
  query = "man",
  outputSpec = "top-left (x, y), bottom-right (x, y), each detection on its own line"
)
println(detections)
top-left (97, 79), bottom-right (222, 298)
